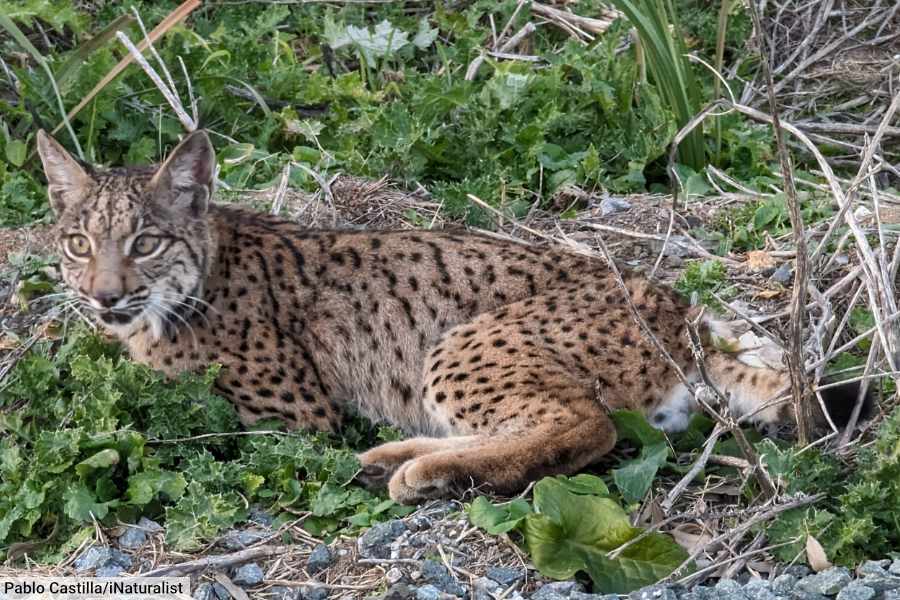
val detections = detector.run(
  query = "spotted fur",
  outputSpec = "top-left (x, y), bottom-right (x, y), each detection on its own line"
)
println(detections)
top-left (36, 130), bottom-right (833, 504)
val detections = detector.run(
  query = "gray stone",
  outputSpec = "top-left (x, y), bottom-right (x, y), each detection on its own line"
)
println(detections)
top-left (73, 546), bottom-right (133, 573)
top-left (420, 559), bottom-right (466, 597)
top-left (486, 567), bottom-right (523, 587)
top-left (771, 263), bottom-right (794, 285)
top-left (884, 591), bottom-right (900, 600)
top-left (532, 581), bottom-right (585, 600)
top-left (859, 574), bottom-right (900, 593)
top-left (600, 195), bottom-right (632, 217)
top-left (474, 578), bottom-right (503, 600)
top-left (118, 525), bottom-right (147, 550)
top-left (798, 568), bottom-right (852, 596)
top-left (744, 579), bottom-right (778, 600)
top-left (95, 564), bottom-right (126, 577)
top-left (138, 516), bottom-right (163, 531)
top-left (791, 591), bottom-right (829, 600)
top-left (193, 583), bottom-right (232, 600)
top-left (249, 507), bottom-right (274, 527)
top-left (773, 575), bottom-right (798, 596)
top-left (302, 588), bottom-right (329, 600)
top-left (233, 563), bottom-right (265, 587)
top-left (358, 521), bottom-right (408, 559)
top-left (716, 579), bottom-right (746, 597)
top-left (416, 586), bottom-right (444, 600)
top-left (631, 584), bottom-right (679, 600)
top-left (859, 561), bottom-right (891, 577)
top-left (785, 567), bottom-right (813, 579)
top-left (268, 587), bottom-right (300, 600)
top-left (382, 583), bottom-right (417, 600)
top-left (683, 585), bottom-right (720, 600)
top-left (221, 529), bottom-right (268, 551)
top-left (835, 585), bottom-right (874, 600)
top-left (307, 544), bottom-right (334, 573)
top-left (571, 594), bottom-right (619, 600)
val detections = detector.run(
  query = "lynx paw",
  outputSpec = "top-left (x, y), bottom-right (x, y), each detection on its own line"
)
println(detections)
top-left (387, 457), bottom-right (456, 505)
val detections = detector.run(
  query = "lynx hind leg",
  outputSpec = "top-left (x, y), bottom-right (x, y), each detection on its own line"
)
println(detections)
top-left (386, 394), bottom-right (617, 504)
top-left (356, 436), bottom-right (481, 488)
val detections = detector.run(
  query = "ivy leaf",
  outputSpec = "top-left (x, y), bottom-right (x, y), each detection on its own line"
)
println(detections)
top-left (582, 533), bottom-right (689, 593)
top-left (63, 483), bottom-right (114, 521)
top-left (5, 139), bottom-right (26, 167)
top-left (468, 496), bottom-right (532, 535)
top-left (611, 411), bottom-right (671, 503)
top-left (126, 469), bottom-right (187, 505)
top-left (75, 448), bottom-right (119, 477)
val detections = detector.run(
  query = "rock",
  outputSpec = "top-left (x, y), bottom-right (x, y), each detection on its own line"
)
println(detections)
top-left (268, 587), bottom-right (300, 600)
top-left (118, 525), bottom-right (147, 550)
top-left (474, 578), bottom-right (503, 600)
top-left (716, 579), bottom-right (747, 597)
top-left (600, 195), bottom-right (632, 217)
top-left (221, 529), bottom-right (268, 551)
top-left (744, 579), bottom-right (778, 600)
top-left (416, 585), bottom-right (445, 600)
top-left (73, 546), bottom-right (133, 573)
top-left (890, 561), bottom-right (900, 577)
top-left (571, 594), bottom-right (619, 600)
top-left (859, 561), bottom-right (891, 577)
top-left (233, 563), bottom-right (265, 587)
top-left (302, 589), bottom-right (328, 600)
top-left (798, 568), bottom-right (852, 596)
top-left (785, 567), bottom-right (813, 579)
top-left (771, 263), bottom-right (794, 285)
top-left (885, 591), bottom-right (900, 600)
top-left (359, 521), bottom-right (408, 559)
top-left (631, 584), bottom-right (679, 600)
top-left (95, 564), bottom-right (126, 577)
top-left (307, 544), bottom-right (333, 573)
top-left (835, 584), bottom-right (874, 600)
top-left (859, 574), bottom-right (900, 593)
top-left (193, 583), bottom-right (232, 600)
top-left (382, 583), bottom-right (417, 600)
top-left (773, 575), bottom-right (798, 596)
top-left (791, 592), bottom-right (829, 600)
top-left (249, 507), bottom-right (274, 527)
top-left (386, 568), bottom-right (405, 585)
top-left (532, 581), bottom-right (585, 600)
top-left (420, 559), bottom-right (466, 597)
top-left (682, 585), bottom-right (719, 600)
top-left (486, 567), bottom-right (523, 587)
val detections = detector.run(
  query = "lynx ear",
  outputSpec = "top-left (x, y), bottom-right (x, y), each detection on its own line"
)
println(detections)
top-left (35, 130), bottom-right (91, 215)
top-left (151, 130), bottom-right (215, 216)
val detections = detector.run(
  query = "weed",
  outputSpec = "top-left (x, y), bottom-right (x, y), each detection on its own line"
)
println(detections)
top-left (674, 259), bottom-right (729, 308)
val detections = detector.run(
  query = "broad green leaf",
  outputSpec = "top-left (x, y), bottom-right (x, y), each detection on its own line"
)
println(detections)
top-left (126, 470), bottom-right (187, 505)
top-left (63, 484), bottom-right (113, 521)
top-left (75, 448), bottom-right (119, 477)
top-left (613, 442), bottom-right (669, 503)
top-left (468, 496), bottom-right (532, 535)
top-left (412, 18), bottom-right (438, 49)
top-left (612, 410), bottom-right (667, 447)
top-left (582, 532), bottom-right (689, 593)
top-left (525, 477), bottom-right (635, 579)
top-left (5, 139), bottom-right (26, 167)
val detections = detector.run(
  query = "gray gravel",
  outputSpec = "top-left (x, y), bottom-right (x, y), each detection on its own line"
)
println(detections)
top-left (84, 511), bottom-right (900, 600)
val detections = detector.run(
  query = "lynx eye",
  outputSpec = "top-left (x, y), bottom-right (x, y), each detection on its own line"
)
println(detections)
top-left (65, 234), bottom-right (92, 258)
top-left (131, 235), bottom-right (162, 257)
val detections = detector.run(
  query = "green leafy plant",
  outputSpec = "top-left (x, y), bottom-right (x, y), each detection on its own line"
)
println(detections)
top-left (674, 259), bottom-right (728, 307)
top-left (468, 411), bottom-right (686, 593)
top-left (607, 0), bottom-right (706, 170)
top-left (469, 474), bottom-right (688, 593)
top-left (0, 327), bottom-right (408, 559)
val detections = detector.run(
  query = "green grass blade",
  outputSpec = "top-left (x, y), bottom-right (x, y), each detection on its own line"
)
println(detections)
top-left (0, 13), bottom-right (83, 159)
top-left (56, 14), bottom-right (136, 92)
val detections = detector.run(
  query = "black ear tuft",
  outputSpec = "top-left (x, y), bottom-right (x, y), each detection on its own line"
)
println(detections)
top-left (818, 379), bottom-right (874, 429)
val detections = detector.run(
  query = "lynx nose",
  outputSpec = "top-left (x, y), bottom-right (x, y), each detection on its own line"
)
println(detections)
top-left (94, 290), bottom-right (123, 308)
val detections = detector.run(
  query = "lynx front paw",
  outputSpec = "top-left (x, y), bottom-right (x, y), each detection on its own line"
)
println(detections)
top-left (387, 457), bottom-right (455, 505)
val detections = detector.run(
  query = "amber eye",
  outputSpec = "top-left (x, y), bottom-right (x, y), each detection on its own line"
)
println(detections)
top-left (66, 234), bottom-right (92, 258)
top-left (132, 235), bottom-right (161, 257)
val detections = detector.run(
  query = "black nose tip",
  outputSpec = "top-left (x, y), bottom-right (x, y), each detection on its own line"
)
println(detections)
top-left (95, 291), bottom-right (122, 308)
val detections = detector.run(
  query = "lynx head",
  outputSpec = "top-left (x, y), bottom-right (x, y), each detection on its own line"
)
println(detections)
top-left (36, 130), bottom-right (216, 340)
